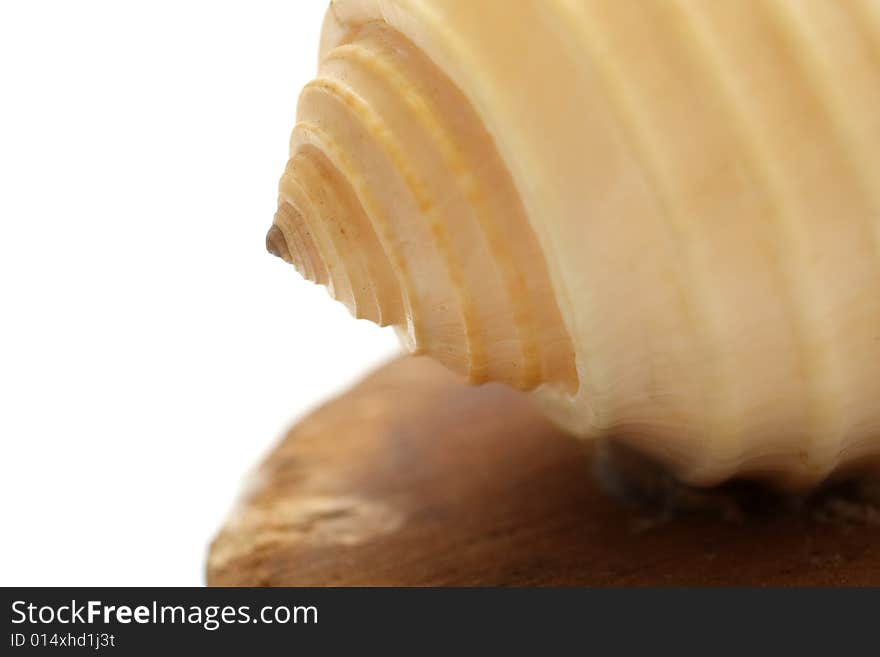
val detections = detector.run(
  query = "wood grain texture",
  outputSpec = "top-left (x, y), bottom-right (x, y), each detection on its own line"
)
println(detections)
top-left (206, 356), bottom-right (880, 586)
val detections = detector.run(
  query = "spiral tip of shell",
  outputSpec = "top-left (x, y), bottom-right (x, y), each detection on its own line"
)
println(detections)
top-left (270, 21), bottom-right (577, 394)
top-left (266, 224), bottom-right (292, 264)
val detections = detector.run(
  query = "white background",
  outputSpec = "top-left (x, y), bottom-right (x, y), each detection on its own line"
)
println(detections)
top-left (0, 1), bottom-right (400, 585)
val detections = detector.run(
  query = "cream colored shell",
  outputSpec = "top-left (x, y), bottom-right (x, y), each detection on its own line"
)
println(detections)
top-left (268, 0), bottom-right (880, 490)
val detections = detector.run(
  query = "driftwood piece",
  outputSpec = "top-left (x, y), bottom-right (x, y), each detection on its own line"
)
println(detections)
top-left (207, 356), bottom-right (880, 586)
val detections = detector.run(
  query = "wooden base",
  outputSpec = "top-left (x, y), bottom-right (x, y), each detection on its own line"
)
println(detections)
top-left (207, 356), bottom-right (880, 585)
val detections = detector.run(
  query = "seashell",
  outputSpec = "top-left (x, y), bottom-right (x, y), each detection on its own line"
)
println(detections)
top-left (266, 0), bottom-right (880, 491)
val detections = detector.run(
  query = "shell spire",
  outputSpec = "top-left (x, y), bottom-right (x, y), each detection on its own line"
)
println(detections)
top-left (267, 17), bottom-right (576, 393)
